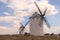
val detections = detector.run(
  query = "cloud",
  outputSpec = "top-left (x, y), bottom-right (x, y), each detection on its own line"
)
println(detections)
top-left (0, 16), bottom-right (24, 22)
top-left (0, 26), bottom-right (10, 31)
top-left (0, 26), bottom-right (11, 34)
top-left (14, 11), bottom-right (29, 17)
top-left (0, 20), bottom-right (29, 34)
top-left (0, 0), bottom-right (8, 3)
top-left (8, 0), bottom-right (59, 17)
top-left (0, 16), bottom-right (24, 34)
top-left (44, 25), bottom-right (60, 34)
top-left (0, 25), bottom-right (19, 34)
top-left (43, 25), bottom-right (50, 33)
top-left (0, 19), bottom-right (22, 34)
top-left (4, 12), bottom-right (10, 16)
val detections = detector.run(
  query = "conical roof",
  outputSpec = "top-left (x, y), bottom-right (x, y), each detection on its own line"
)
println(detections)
top-left (30, 12), bottom-right (40, 19)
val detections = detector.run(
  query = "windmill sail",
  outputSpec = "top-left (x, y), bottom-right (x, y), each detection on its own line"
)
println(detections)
top-left (34, 2), bottom-right (42, 15)
top-left (25, 21), bottom-right (30, 26)
top-left (19, 23), bottom-right (25, 34)
top-left (43, 17), bottom-right (50, 28)
top-left (20, 23), bottom-right (23, 26)
top-left (43, 8), bottom-right (47, 16)
top-left (20, 27), bottom-right (25, 34)
top-left (19, 20), bottom-right (30, 34)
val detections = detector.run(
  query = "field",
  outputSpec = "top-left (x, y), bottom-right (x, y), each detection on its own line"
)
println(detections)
top-left (0, 34), bottom-right (60, 40)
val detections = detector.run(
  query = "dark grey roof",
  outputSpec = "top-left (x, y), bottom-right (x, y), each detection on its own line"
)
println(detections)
top-left (30, 12), bottom-right (40, 19)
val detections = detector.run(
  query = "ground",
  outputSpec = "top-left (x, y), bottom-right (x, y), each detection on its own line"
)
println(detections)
top-left (0, 34), bottom-right (60, 40)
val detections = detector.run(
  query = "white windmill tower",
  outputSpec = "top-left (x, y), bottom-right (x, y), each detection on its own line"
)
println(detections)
top-left (29, 2), bottom-right (50, 36)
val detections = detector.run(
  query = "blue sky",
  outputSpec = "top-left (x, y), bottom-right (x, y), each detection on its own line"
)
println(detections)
top-left (0, 21), bottom-right (13, 27)
top-left (48, 0), bottom-right (60, 26)
top-left (0, 2), bottom-right (14, 16)
top-left (0, 0), bottom-right (60, 34)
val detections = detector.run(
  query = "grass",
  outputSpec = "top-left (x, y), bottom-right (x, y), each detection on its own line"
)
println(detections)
top-left (0, 34), bottom-right (60, 40)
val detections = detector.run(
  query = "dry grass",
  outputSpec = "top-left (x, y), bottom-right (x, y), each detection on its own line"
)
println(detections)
top-left (0, 34), bottom-right (60, 40)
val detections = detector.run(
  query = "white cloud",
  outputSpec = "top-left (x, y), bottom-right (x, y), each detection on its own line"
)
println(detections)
top-left (0, 19), bottom-right (22, 34)
top-left (0, 26), bottom-right (18, 34)
top-left (44, 25), bottom-right (60, 34)
top-left (0, 0), bottom-right (8, 3)
top-left (7, 0), bottom-right (59, 17)
top-left (4, 12), bottom-right (10, 16)
top-left (0, 26), bottom-right (11, 34)
top-left (43, 25), bottom-right (50, 33)
top-left (14, 11), bottom-right (29, 17)
top-left (0, 16), bottom-right (25, 34)
top-left (0, 20), bottom-right (29, 34)
top-left (0, 26), bottom-right (10, 31)
top-left (8, 0), bottom-right (28, 9)
top-left (0, 16), bottom-right (24, 22)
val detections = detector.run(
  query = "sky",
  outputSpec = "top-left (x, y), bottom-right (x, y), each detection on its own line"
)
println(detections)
top-left (0, 0), bottom-right (60, 34)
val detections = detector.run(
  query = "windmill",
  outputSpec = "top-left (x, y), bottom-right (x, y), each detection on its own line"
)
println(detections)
top-left (18, 21), bottom-right (29, 35)
top-left (18, 2), bottom-right (50, 36)
top-left (29, 2), bottom-right (50, 36)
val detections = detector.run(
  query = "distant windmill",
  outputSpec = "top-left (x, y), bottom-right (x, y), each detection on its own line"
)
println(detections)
top-left (18, 21), bottom-right (29, 35)
top-left (29, 2), bottom-right (50, 36)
